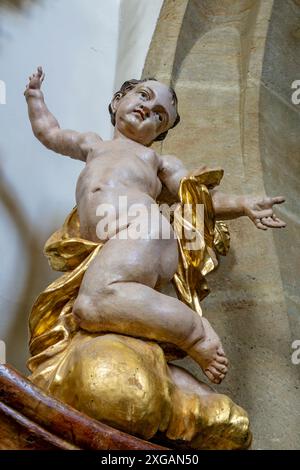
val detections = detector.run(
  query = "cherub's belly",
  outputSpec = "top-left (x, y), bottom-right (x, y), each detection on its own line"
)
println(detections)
top-left (78, 186), bottom-right (173, 244)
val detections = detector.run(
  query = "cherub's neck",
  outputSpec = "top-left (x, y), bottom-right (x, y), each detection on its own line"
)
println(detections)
top-left (113, 127), bottom-right (152, 147)
top-left (113, 127), bottom-right (132, 142)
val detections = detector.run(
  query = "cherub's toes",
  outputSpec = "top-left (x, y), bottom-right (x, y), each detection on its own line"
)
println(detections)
top-left (209, 365), bottom-right (224, 377)
top-left (212, 378), bottom-right (222, 385)
top-left (217, 355), bottom-right (229, 366)
top-left (204, 368), bottom-right (216, 383)
top-left (205, 365), bottom-right (224, 384)
top-left (212, 361), bottom-right (227, 374)
top-left (215, 374), bottom-right (226, 384)
top-left (211, 375), bottom-right (222, 385)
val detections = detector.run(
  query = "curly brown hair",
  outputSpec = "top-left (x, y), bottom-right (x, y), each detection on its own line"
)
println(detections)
top-left (108, 78), bottom-right (180, 142)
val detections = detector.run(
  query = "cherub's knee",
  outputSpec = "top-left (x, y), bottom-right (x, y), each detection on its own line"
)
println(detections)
top-left (73, 285), bottom-right (116, 326)
top-left (73, 293), bottom-right (94, 321)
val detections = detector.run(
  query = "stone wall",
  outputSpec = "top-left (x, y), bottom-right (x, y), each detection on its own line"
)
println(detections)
top-left (143, 0), bottom-right (300, 449)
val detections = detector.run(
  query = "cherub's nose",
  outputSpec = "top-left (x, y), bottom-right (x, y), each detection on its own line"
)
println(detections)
top-left (140, 104), bottom-right (150, 118)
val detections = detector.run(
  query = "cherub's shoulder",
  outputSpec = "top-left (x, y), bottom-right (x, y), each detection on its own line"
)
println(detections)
top-left (82, 132), bottom-right (103, 144)
top-left (159, 154), bottom-right (185, 172)
top-left (78, 132), bottom-right (103, 161)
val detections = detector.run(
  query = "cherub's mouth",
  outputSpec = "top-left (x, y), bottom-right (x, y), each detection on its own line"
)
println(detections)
top-left (133, 108), bottom-right (145, 120)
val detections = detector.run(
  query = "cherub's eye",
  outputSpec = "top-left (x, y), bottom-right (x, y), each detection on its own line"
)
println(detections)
top-left (139, 91), bottom-right (148, 99)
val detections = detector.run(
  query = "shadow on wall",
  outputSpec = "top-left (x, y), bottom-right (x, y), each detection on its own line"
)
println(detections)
top-left (0, 159), bottom-right (54, 374)
top-left (170, 0), bottom-right (260, 165)
top-left (171, 0), bottom-right (260, 87)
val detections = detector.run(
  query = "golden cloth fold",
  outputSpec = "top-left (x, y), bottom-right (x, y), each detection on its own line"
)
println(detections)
top-left (27, 170), bottom-right (229, 377)
top-left (173, 170), bottom-right (229, 313)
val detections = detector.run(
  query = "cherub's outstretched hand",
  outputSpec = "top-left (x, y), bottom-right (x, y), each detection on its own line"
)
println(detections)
top-left (244, 195), bottom-right (286, 230)
top-left (24, 66), bottom-right (45, 95)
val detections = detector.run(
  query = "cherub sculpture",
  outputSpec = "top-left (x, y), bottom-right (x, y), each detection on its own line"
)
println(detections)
top-left (24, 66), bottom-right (286, 450)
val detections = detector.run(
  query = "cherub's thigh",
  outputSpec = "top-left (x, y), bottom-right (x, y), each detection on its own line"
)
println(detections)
top-left (81, 236), bottom-right (178, 291)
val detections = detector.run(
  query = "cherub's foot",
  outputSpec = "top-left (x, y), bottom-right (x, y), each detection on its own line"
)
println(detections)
top-left (187, 318), bottom-right (228, 384)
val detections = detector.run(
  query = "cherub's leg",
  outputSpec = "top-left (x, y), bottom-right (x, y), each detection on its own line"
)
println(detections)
top-left (163, 364), bottom-right (252, 450)
top-left (73, 235), bottom-right (227, 383)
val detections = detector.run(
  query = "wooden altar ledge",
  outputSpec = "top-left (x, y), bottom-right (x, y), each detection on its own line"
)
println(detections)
top-left (0, 364), bottom-right (168, 450)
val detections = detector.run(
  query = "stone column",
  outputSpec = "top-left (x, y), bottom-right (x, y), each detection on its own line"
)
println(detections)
top-left (143, 0), bottom-right (300, 449)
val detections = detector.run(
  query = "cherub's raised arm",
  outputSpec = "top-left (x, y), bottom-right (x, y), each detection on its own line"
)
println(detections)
top-left (24, 67), bottom-right (102, 161)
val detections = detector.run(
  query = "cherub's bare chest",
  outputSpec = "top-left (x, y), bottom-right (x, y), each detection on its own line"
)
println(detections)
top-left (78, 143), bottom-right (161, 197)
top-left (88, 142), bottom-right (160, 177)
top-left (135, 147), bottom-right (159, 167)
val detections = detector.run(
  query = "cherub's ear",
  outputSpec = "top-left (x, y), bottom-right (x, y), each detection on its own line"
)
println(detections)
top-left (110, 91), bottom-right (123, 114)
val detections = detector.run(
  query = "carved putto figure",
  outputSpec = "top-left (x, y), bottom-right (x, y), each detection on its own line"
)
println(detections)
top-left (24, 67), bottom-right (286, 449)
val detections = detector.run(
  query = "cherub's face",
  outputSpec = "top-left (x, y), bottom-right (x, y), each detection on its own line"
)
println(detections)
top-left (112, 80), bottom-right (178, 145)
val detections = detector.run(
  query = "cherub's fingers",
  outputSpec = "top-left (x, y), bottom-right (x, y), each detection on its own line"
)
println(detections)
top-left (37, 66), bottom-right (43, 76)
top-left (271, 216), bottom-right (287, 227)
top-left (261, 216), bottom-right (286, 229)
top-left (41, 72), bottom-right (45, 83)
top-left (276, 221), bottom-right (286, 228)
top-left (261, 217), bottom-right (280, 228)
top-left (271, 196), bottom-right (285, 206)
top-left (254, 208), bottom-right (274, 219)
top-left (256, 219), bottom-right (268, 230)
